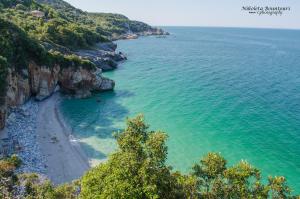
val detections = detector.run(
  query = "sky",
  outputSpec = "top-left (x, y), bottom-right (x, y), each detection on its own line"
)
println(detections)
top-left (64, 0), bottom-right (300, 29)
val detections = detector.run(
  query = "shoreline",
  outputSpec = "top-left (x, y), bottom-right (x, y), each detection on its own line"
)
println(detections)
top-left (36, 93), bottom-right (90, 184)
top-left (1, 93), bottom-right (91, 185)
top-left (1, 35), bottom-right (169, 184)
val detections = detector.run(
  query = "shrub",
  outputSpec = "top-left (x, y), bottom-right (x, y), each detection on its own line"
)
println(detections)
top-left (0, 155), bottom-right (21, 198)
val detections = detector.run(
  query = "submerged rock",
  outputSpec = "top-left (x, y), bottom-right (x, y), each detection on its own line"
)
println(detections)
top-left (98, 77), bottom-right (115, 91)
top-left (74, 89), bottom-right (92, 99)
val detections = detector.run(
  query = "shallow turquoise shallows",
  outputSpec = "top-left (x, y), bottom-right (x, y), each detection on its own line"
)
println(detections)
top-left (60, 27), bottom-right (300, 192)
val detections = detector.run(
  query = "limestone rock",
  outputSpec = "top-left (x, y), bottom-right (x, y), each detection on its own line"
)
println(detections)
top-left (1, 48), bottom-right (118, 129)
top-left (6, 68), bottom-right (31, 107)
top-left (59, 67), bottom-right (114, 95)
top-left (0, 107), bottom-right (6, 129)
top-left (28, 62), bottom-right (60, 101)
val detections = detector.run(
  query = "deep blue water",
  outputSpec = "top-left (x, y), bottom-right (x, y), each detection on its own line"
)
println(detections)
top-left (61, 27), bottom-right (300, 192)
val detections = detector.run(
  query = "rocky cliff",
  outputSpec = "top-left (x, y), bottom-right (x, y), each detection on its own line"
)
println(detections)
top-left (0, 106), bottom-right (5, 129)
top-left (76, 42), bottom-right (127, 71)
top-left (0, 59), bottom-right (115, 130)
top-left (0, 0), bottom-right (167, 130)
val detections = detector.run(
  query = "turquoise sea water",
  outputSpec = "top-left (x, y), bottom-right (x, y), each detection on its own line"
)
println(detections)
top-left (61, 27), bottom-right (300, 191)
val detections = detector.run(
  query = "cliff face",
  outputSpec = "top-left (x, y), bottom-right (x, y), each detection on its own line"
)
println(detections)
top-left (0, 107), bottom-right (5, 129)
top-left (0, 0), bottom-right (167, 130)
top-left (75, 43), bottom-right (127, 72)
top-left (6, 69), bottom-right (31, 107)
top-left (29, 62), bottom-right (60, 101)
top-left (0, 61), bottom-right (115, 130)
top-left (59, 66), bottom-right (114, 97)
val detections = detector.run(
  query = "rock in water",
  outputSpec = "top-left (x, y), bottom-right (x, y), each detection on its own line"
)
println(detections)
top-left (75, 90), bottom-right (92, 99)
top-left (99, 78), bottom-right (115, 91)
top-left (59, 67), bottom-right (115, 94)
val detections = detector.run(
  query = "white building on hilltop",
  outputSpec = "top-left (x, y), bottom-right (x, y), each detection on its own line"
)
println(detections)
top-left (31, 10), bottom-right (45, 18)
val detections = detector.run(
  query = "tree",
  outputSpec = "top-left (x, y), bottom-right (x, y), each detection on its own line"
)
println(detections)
top-left (268, 176), bottom-right (292, 199)
top-left (21, 175), bottom-right (79, 199)
top-left (192, 152), bottom-right (226, 196)
top-left (80, 115), bottom-right (191, 199)
top-left (223, 160), bottom-right (267, 198)
top-left (192, 153), bottom-right (298, 199)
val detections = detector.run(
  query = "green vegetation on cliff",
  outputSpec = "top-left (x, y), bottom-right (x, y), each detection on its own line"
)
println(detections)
top-left (0, 0), bottom-right (163, 104)
top-left (1, 116), bottom-right (299, 198)
top-left (0, 0), bottom-right (106, 50)
top-left (87, 13), bottom-right (161, 38)
top-left (0, 16), bottom-right (95, 104)
top-left (0, 0), bottom-right (160, 50)
top-left (35, 0), bottom-right (160, 38)
top-left (0, 17), bottom-right (47, 105)
top-left (0, 17), bottom-right (48, 71)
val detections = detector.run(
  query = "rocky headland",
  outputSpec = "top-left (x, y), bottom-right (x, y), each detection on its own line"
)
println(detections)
top-left (76, 42), bottom-right (127, 72)
top-left (0, 35), bottom-right (147, 182)
top-left (0, 41), bottom-right (127, 130)
top-left (112, 28), bottom-right (170, 40)
top-left (0, 31), bottom-right (168, 131)
top-left (0, 42), bottom-right (125, 183)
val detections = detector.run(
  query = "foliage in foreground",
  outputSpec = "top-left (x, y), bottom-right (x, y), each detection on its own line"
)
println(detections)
top-left (80, 115), bottom-right (299, 199)
top-left (1, 115), bottom-right (299, 198)
top-left (80, 115), bottom-right (189, 198)
top-left (0, 155), bottom-right (22, 198)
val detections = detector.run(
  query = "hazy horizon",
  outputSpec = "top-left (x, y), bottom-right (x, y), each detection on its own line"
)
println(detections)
top-left (64, 0), bottom-right (300, 30)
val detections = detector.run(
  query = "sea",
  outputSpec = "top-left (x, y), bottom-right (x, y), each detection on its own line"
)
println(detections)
top-left (60, 27), bottom-right (300, 191)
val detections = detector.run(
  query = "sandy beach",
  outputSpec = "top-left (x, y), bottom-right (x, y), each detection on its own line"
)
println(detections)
top-left (36, 93), bottom-right (90, 184)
